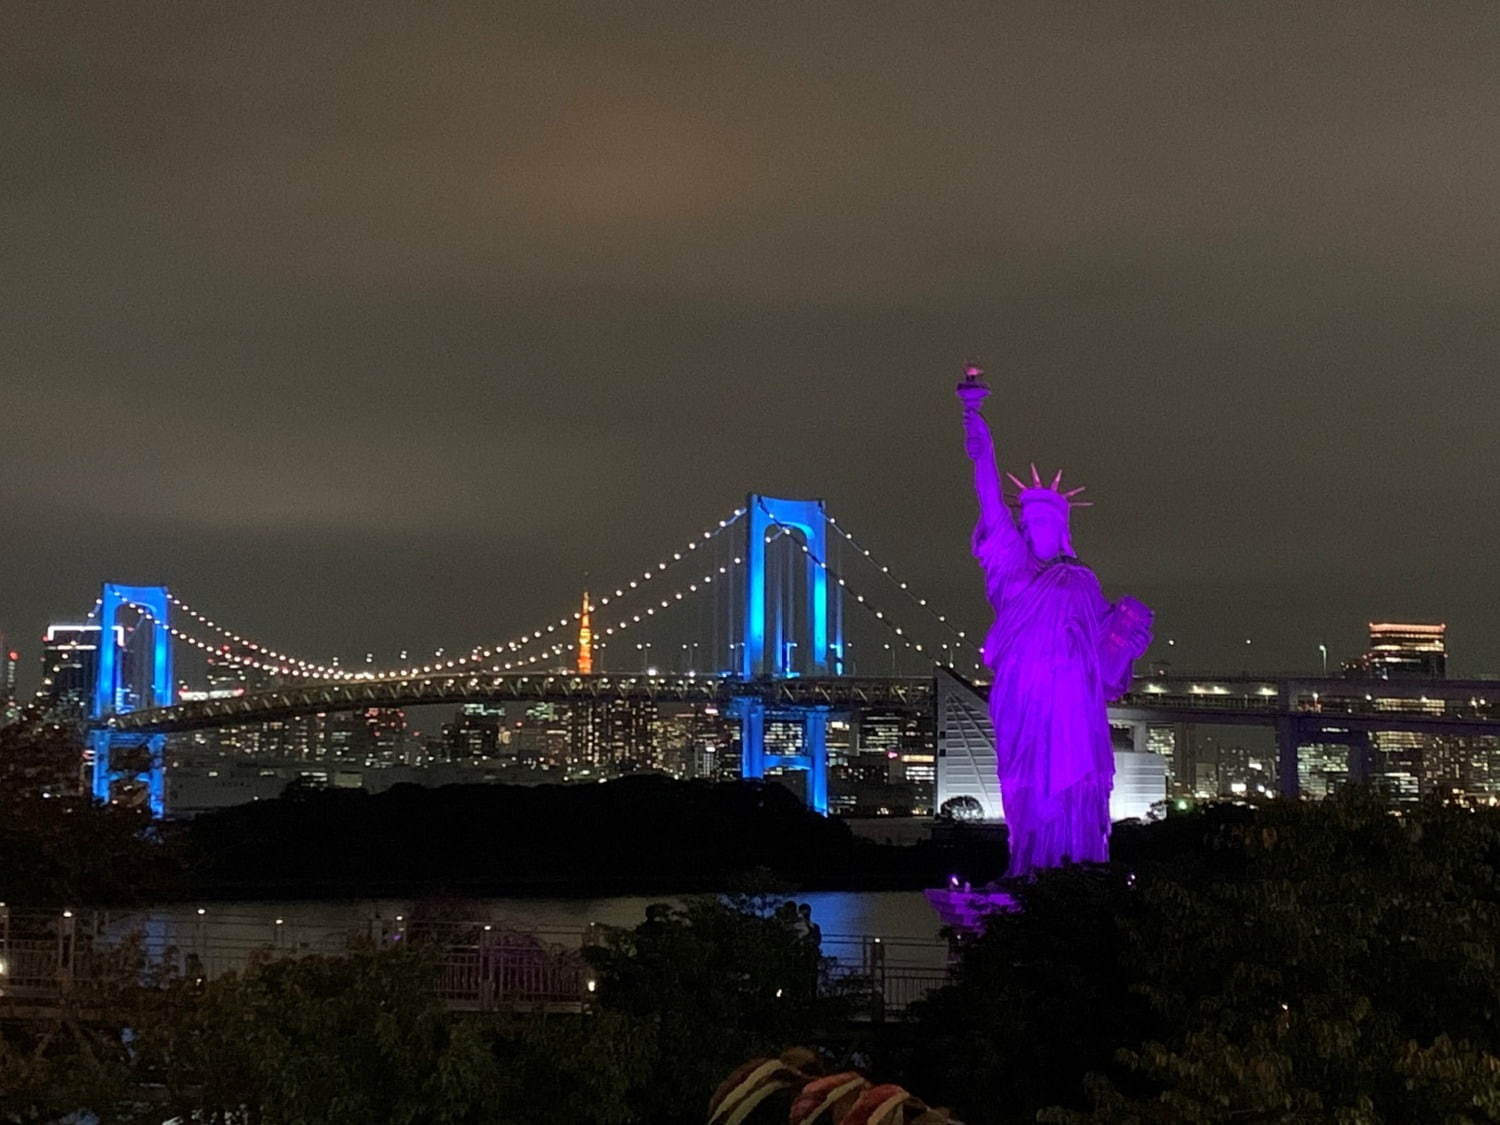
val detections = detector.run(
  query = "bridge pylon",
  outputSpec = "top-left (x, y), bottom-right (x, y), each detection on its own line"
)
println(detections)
top-left (88, 583), bottom-right (172, 816)
top-left (735, 495), bottom-right (846, 814)
top-left (742, 494), bottom-right (843, 678)
top-left (729, 697), bottom-right (830, 815)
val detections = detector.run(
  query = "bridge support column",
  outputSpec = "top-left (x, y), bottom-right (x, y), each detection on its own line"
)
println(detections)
top-left (1130, 721), bottom-right (1149, 756)
top-left (90, 583), bottom-right (172, 817)
top-left (732, 698), bottom-right (767, 782)
top-left (1275, 716), bottom-right (1302, 799)
top-left (805, 706), bottom-right (830, 816)
top-left (742, 495), bottom-right (835, 678)
top-left (1346, 730), bottom-right (1375, 785)
top-left (728, 696), bottom-right (829, 815)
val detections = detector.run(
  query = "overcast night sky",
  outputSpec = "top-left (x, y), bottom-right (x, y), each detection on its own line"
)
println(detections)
top-left (4, 2), bottom-right (1499, 683)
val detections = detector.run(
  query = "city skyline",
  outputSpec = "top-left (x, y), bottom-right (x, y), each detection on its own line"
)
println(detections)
top-left (5, 3), bottom-right (1500, 678)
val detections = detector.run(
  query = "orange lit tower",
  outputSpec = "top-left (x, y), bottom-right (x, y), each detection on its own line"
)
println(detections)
top-left (577, 590), bottom-right (594, 675)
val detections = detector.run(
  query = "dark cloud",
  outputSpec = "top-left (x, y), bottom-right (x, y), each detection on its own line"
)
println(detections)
top-left (4, 1), bottom-right (1499, 680)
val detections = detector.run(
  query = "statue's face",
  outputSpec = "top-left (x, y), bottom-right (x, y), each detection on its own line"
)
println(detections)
top-left (1021, 504), bottom-right (1068, 559)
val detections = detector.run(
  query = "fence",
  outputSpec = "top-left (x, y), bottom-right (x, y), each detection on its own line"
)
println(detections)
top-left (0, 907), bottom-right (952, 1020)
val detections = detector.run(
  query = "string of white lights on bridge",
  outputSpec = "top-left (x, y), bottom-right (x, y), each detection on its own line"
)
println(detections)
top-left (754, 499), bottom-right (985, 673)
top-left (150, 509), bottom-right (747, 682)
top-left (473, 551), bottom-right (749, 674)
top-left (104, 502), bottom-right (984, 691)
top-left (823, 512), bottom-right (972, 647)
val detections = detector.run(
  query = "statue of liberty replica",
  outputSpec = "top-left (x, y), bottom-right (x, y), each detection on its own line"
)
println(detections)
top-left (957, 363), bottom-right (1153, 877)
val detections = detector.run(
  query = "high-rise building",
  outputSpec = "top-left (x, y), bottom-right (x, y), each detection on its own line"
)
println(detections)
top-left (856, 709), bottom-right (936, 813)
top-left (1, 644), bottom-right (19, 724)
top-left (1146, 726), bottom-right (1181, 790)
top-left (650, 704), bottom-right (731, 779)
top-left (36, 623), bottom-right (121, 719)
top-left (443, 702), bottom-right (506, 760)
top-left (568, 697), bottom-right (659, 774)
top-left (604, 697), bottom-right (657, 772)
top-left (1352, 623), bottom-right (1447, 800)
top-left (1357, 623), bottom-right (1446, 680)
top-left (363, 707), bottom-right (409, 763)
top-left (568, 701), bottom-right (606, 771)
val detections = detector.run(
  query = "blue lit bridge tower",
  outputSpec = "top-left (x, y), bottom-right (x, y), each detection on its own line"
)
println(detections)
top-left (731, 494), bottom-right (844, 814)
top-left (88, 583), bottom-right (172, 817)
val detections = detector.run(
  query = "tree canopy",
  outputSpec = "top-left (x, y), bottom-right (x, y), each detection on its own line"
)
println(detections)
top-left (907, 790), bottom-right (1500, 1123)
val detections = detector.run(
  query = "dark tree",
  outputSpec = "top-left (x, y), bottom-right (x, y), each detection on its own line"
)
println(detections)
top-left (585, 894), bottom-right (861, 1123)
top-left (0, 721), bottom-right (170, 904)
top-left (907, 790), bottom-right (1500, 1124)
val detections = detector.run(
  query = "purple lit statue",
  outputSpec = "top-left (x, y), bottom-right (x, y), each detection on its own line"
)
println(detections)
top-left (957, 364), bottom-right (1152, 877)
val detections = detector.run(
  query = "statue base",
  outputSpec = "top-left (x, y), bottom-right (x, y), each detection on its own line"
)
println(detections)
top-left (922, 886), bottom-right (1018, 934)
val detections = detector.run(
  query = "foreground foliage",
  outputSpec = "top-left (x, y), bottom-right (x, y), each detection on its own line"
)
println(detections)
top-left (1, 896), bottom-right (849, 1123)
top-left (907, 790), bottom-right (1500, 1123)
top-left (584, 894), bottom-right (865, 1123)
top-left (10, 775), bottom-right (1500, 1121)
top-left (0, 722), bottom-right (170, 905)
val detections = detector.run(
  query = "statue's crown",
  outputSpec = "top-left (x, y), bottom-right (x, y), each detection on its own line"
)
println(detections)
top-left (1006, 464), bottom-right (1092, 510)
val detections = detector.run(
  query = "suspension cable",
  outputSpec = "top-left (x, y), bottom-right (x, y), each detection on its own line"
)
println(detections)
top-left (160, 508), bottom-right (746, 681)
top-left (823, 511), bottom-right (972, 648)
top-left (754, 499), bottom-right (983, 671)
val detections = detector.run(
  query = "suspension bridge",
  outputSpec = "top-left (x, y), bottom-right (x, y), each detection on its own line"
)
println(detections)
top-left (63, 493), bottom-right (1500, 818)
top-left (74, 495), bottom-right (986, 817)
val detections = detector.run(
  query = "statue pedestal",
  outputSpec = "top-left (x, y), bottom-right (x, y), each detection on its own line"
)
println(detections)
top-left (922, 886), bottom-right (1018, 934)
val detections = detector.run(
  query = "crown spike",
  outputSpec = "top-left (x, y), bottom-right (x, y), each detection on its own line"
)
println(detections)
top-left (1050, 469), bottom-right (1064, 489)
top-left (1029, 463), bottom-right (1042, 487)
top-left (1063, 485), bottom-right (1087, 499)
top-left (1006, 471), bottom-right (1027, 491)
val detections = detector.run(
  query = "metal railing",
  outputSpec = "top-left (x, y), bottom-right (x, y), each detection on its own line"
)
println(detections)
top-left (0, 910), bottom-right (951, 1019)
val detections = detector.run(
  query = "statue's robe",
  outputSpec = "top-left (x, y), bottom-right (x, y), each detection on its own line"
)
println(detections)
top-left (980, 552), bottom-right (1115, 876)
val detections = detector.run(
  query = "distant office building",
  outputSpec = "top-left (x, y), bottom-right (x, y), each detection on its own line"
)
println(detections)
top-left (567, 697), bottom-right (657, 774)
top-left (568, 701), bottom-right (606, 770)
top-left (1298, 742), bottom-right (1352, 800)
top-left (443, 702), bottom-right (506, 760)
top-left (856, 709), bottom-right (935, 814)
top-left (826, 718), bottom-right (853, 767)
top-left (651, 703), bottom-right (732, 780)
top-left (363, 707), bottom-right (409, 763)
top-left (308, 707), bottom-right (408, 764)
top-left (511, 702), bottom-right (569, 771)
top-left (1146, 726), bottom-right (1181, 788)
top-left (604, 697), bottom-right (657, 772)
top-left (1351, 623), bottom-right (1447, 800)
top-left (1182, 728), bottom-right (1273, 798)
top-left (1354, 623), bottom-right (1446, 680)
top-left (37, 623), bottom-right (121, 719)
top-left (1, 644), bottom-right (19, 724)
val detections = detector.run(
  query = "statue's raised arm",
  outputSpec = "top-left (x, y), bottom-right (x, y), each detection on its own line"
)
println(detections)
top-left (957, 366), bottom-right (1028, 588)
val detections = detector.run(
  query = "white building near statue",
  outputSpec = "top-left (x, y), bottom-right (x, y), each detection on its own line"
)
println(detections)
top-left (934, 668), bottom-right (1166, 823)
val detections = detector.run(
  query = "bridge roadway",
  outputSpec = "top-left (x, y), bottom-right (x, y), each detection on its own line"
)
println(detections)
top-left (107, 673), bottom-right (940, 733)
top-left (107, 670), bottom-right (1500, 738)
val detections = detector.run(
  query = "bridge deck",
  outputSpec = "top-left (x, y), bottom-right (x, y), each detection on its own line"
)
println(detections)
top-left (104, 671), bottom-right (1500, 737)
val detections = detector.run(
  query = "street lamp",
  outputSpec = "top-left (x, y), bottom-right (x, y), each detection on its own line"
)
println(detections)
top-left (883, 642), bottom-right (896, 675)
top-left (1318, 644), bottom-right (1327, 676)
